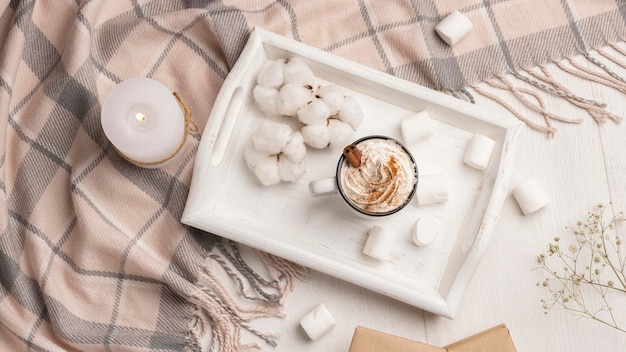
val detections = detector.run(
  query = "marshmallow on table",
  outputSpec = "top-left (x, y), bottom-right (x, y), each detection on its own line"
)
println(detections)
top-left (413, 216), bottom-right (440, 246)
top-left (416, 173), bottom-right (449, 206)
top-left (401, 111), bottom-right (434, 146)
top-left (512, 177), bottom-right (550, 215)
top-left (435, 10), bottom-right (473, 46)
top-left (300, 303), bottom-right (336, 340)
top-left (464, 134), bottom-right (496, 170)
top-left (363, 225), bottom-right (396, 261)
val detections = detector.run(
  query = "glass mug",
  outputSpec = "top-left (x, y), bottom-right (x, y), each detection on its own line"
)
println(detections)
top-left (309, 135), bottom-right (419, 217)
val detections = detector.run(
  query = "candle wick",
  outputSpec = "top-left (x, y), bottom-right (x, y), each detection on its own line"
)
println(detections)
top-left (136, 113), bottom-right (147, 123)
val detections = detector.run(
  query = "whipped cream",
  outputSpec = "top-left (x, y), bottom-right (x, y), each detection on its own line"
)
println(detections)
top-left (339, 138), bottom-right (416, 214)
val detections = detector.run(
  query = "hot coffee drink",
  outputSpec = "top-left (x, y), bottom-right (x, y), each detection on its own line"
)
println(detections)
top-left (338, 136), bottom-right (418, 216)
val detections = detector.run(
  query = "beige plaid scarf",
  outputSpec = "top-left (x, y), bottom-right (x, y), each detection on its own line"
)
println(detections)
top-left (1, 1), bottom-right (624, 351)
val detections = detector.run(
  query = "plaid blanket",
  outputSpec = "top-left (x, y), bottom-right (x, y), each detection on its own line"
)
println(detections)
top-left (1, 1), bottom-right (624, 351)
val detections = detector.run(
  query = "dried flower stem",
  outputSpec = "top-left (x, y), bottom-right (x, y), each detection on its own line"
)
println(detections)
top-left (537, 203), bottom-right (626, 333)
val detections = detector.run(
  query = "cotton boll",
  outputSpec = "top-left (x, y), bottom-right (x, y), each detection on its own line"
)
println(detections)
top-left (301, 124), bottom-right (330, 149)
top-left (327, 119), bottom-right (355, 149)
top-left (256, 59), bottom-right (285, 88)
top-left (254, 156), bottom-right (282, 186)
top-left (318, 84), bottom-right (345, 115)
top-left (252, 85), bottom-right (279, 116)
top-left (252, 120), bottom-right (293, 154)
top-left (297, 99), bottom-right (331, 125)
top-left (283, 57), bottom-right (315, 86)
top-left (277, 83), bottom-right (313, 116)
top-left (281, 131), bottom-right (306, 163)
top-left (244, 141), bottom-right (272, 169)
top-left (278, 156), bottom-right (306, 182)
top-left (338, 96), bottom-right (364, 128)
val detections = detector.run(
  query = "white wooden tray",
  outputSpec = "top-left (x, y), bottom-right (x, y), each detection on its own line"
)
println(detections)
top-left (182, 28), bottom-right (522, 318)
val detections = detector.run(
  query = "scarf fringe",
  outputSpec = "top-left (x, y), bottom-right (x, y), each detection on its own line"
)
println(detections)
top-left (187, 239), bottom-right (307, 352)
top-left (463, 46), bottom-right (626, 136)
top-left (258, 250), bottom-right (309, 296)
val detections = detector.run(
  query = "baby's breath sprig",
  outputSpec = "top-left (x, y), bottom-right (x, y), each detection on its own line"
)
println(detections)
top-left (537, 202), bottom-right (626, 333)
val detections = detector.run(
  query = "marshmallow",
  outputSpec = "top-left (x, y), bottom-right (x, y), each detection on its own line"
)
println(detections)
top-left (512, 177), bottom-right (550, 215)
top-left (416, 173), bottom-right (449, 206)
top-left (300, 303), bottom-right (336, 340)
top-left (435, 10), bottom-right (473, 46)
top-left (400, 111), bottom-right (435, 146)
top-left (363, 226), bottom-right (396, 261)
top-left (463, 134), bottom-right (496, 170)
top-left (413, 216), bottom-right (440, 246)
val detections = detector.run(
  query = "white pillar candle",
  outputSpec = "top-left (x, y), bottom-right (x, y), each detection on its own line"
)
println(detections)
top-left (300, 303), bottom-right (337, 340)
top-left (463, 134), bottom-right (496, 171)
top-left (101, 77), bottom-right (190, 168)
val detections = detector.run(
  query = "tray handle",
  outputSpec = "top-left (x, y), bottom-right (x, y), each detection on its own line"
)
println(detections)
top-left (211, 86), bottom-right (245, 166)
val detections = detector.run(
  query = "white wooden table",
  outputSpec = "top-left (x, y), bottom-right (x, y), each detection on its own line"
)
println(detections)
top-left (204, 53), bottom-right (626, 351)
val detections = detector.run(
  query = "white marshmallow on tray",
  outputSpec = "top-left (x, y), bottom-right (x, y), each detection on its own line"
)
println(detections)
top-left (300, 303), bottom-right (336, 340)
top-left (363, 226), bottom-right (396, 261)
top-left (512, 177), bottom-right (550, 215)
top-left (413, 216), bottom-right (440, 246)
top-left (435, 10), bottom-right (473, 46)
top-left (416, 173), bottom-right (449, 206)
top-left (463, 134), bottom-right (496, 171)
top-left (401, 111), bottom-right (434, 146)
